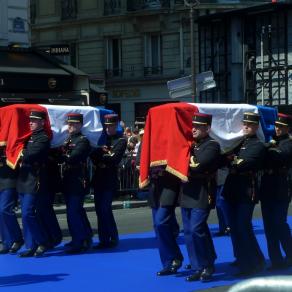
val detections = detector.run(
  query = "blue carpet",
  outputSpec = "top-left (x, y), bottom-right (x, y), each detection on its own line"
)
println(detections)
top-left (1, 217), bottom-right (292, 292)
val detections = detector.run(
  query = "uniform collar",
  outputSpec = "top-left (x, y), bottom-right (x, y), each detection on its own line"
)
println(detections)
top-left (275, 133), bottom-right (289, 142)
top-left (32, 128), bottom-right (45, 135)
top-left (194, 135), bottom-right (210, 146)
top-left (70, 132), bottom-right (82, 138)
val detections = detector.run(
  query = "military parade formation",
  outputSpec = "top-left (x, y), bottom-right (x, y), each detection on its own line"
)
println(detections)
top-left (0, 105), bottom-right (292, 284)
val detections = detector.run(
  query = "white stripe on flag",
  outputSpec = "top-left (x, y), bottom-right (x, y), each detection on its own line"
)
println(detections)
top-left (40, 104), bottom-right (103, 148)
top-left (189, 103), bottom-right (265, 152)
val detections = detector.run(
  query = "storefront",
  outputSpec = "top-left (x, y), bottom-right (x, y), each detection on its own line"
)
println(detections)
top-left (0, 46), bottom-right (89, 106)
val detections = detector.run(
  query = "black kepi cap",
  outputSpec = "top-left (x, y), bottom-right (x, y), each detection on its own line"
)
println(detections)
top-left (104, 114), bottom-right (118, 125)
top-left (242, 112), bottom-right (260, 124)
top-left (275, 113), bottom-right (292, 127)
top-left (29, 110), bottom-right (46, 120)
top-left (67, 113), bottom-right (83, 124)
top-left (192, 112), bottom-right (212, 126)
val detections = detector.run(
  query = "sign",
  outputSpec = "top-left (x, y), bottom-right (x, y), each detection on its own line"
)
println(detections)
top-left (13, 17), bottom-right (25, 33)
top-left (112, 88), bottom-right (140, 98)
top-left (49, 45), bottom-right (70, 55)
top-left (167, 71), bottom-right (216, 99)
top-left (196, 71), bottom-right (216, 92)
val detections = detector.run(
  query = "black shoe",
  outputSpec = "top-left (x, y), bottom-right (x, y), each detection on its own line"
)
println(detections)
top-left (93, 240), bottom-right (118, 250)
top-left (9, 241), bottom-right (24, 254)
top-left (64, 241), bottom-right (73, 248)
top-left (285, 257), bottom-right (292, 267)
top-left (52, 237), bottom-right (62, 247)
top-left (200, 266), bottom-right (214, 282)
top-left (253, 261), bottom-right (265, 274)
top-left (170, 258), bottom-right (182, 272)
top-left (18, 249), bottom-right (36, 258)
top-left (267, 262), bottom-right (286, 271)
top-left (65, 246), bottom-right (86, 254)
top-left (224, 227), bottom-right (231, 235)
top-left (186, 270), bottom-right (202, 282)
top-left (83, 238), bottom-right (92, 250)
top-left (185, 264), bottom-right (192, 270)
top-left (157, 267), bottom-right (177, 276)
top-left (34, 245), bottom-right (48, 257)
top-left (0, 247), bottom-right (9, 254)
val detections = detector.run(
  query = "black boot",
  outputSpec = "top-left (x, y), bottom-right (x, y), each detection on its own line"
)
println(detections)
top-left (9, 240), bottom-right (24, 254)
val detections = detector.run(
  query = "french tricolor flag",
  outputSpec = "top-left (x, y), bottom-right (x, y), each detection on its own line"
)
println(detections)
top-left (139, 102), bottom-right (277, 188)
top-left (0, 104), bottom-right (103, 169)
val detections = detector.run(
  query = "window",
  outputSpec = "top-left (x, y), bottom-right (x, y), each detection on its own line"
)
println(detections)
top-left (106, 38), bottom-right (122, 78)
top-left (61, 0), bottom-right (77, 20)
top-left (144, 34), bottom-right (162, 76)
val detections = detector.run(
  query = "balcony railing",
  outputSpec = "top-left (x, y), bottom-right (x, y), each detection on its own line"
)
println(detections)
top-left (127, 0), bottom-right (170, 12)
top-left (144, 66), bottom-right (163, 76)
top-left (104, 0), bottom-right (122, 15)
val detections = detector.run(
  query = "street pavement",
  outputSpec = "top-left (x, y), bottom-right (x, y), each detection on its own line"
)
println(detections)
top-left (13, 199), bottom-right (292, 292)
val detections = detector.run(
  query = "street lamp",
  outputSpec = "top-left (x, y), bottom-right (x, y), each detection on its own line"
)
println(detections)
top-left (184, 0), bottom-right (200, 102)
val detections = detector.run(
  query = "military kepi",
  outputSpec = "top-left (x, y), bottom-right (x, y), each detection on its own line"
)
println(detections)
top-left (67, 113), bottom-right (83, 124)
top-left (192, 112), bottom-right (212, 126)
top-left (104, 114), bottom-right (118, 125)
top-left (29, 110), bottom-right (46, 120)
top-left (275, 113), bottom-right (292, 127)
top-left (242, 112), bottom-right (260, 124)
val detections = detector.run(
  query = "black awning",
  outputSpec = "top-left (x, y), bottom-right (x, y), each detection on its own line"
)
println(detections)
top-left (0, 47), bottom-right (77, 93)
top-left (0, 47), bottom-right (71, 76)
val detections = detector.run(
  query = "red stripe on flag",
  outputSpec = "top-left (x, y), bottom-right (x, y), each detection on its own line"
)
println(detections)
top-left (0, 104), bottom-right (52, 169)
top-left (139, 102), bottom-right (198, 188)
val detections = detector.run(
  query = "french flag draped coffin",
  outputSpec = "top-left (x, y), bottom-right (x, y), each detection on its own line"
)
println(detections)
top-left (0, 104), bottom-right (103, 169)
top-left (139, 102), bottom-right (277, 188)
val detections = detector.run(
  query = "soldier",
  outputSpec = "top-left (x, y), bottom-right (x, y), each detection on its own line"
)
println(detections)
top-left (260, 113), bottom-right (292, 269)
top-left (180, 112), bottom-right (221, 282)
top-left (17, 110), bottom-right (50, 257)
top-left (61, 113), bottom-right (92, 254)
top-left (36, 148), bottom-right (63, 248)
top-left (0, 146), bottom-right (23, 254)
top-left (91, 114), bottom-right (127, 249)
top-left (150, 168), bottom-right (183, 276)
top-left (223, 112), bottom-right (265, 276)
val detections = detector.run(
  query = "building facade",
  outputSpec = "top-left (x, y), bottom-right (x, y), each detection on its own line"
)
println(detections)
top-left (0, 0), bottom-right (30, 47)
top-left (31, 0), bottom-right (269, 126)
top-left (198, 1), bottom-right (292, 112)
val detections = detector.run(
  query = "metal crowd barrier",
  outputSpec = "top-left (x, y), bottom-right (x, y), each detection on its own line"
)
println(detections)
top-left (117, 154), bottom-right (139, 196)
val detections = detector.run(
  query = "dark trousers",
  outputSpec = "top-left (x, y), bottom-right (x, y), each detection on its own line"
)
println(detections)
top-left (94, 187), bottom-right (118, 244)
top-left (0, 189), bottom-right (22, 248)
top-left (19, 193), bottom-right (48, 249)
top-left (215, 185), bottom-right (230, 233)
top-left (261, 200), bottom-right (292, 265)
top-left (228, 202), bottom-right (264, 272)
top-left (181, 207), bottom-right (216, 270)
top-left (37, 191), bottom-right (62, 245)
top-left (64, 193), bottom-right (91, 247)
top-left (152, 206), bottom-right (183, 268)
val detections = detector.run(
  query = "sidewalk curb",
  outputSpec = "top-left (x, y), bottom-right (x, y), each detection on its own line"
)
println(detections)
top-left (15, 200), bottom-right (149, 217)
